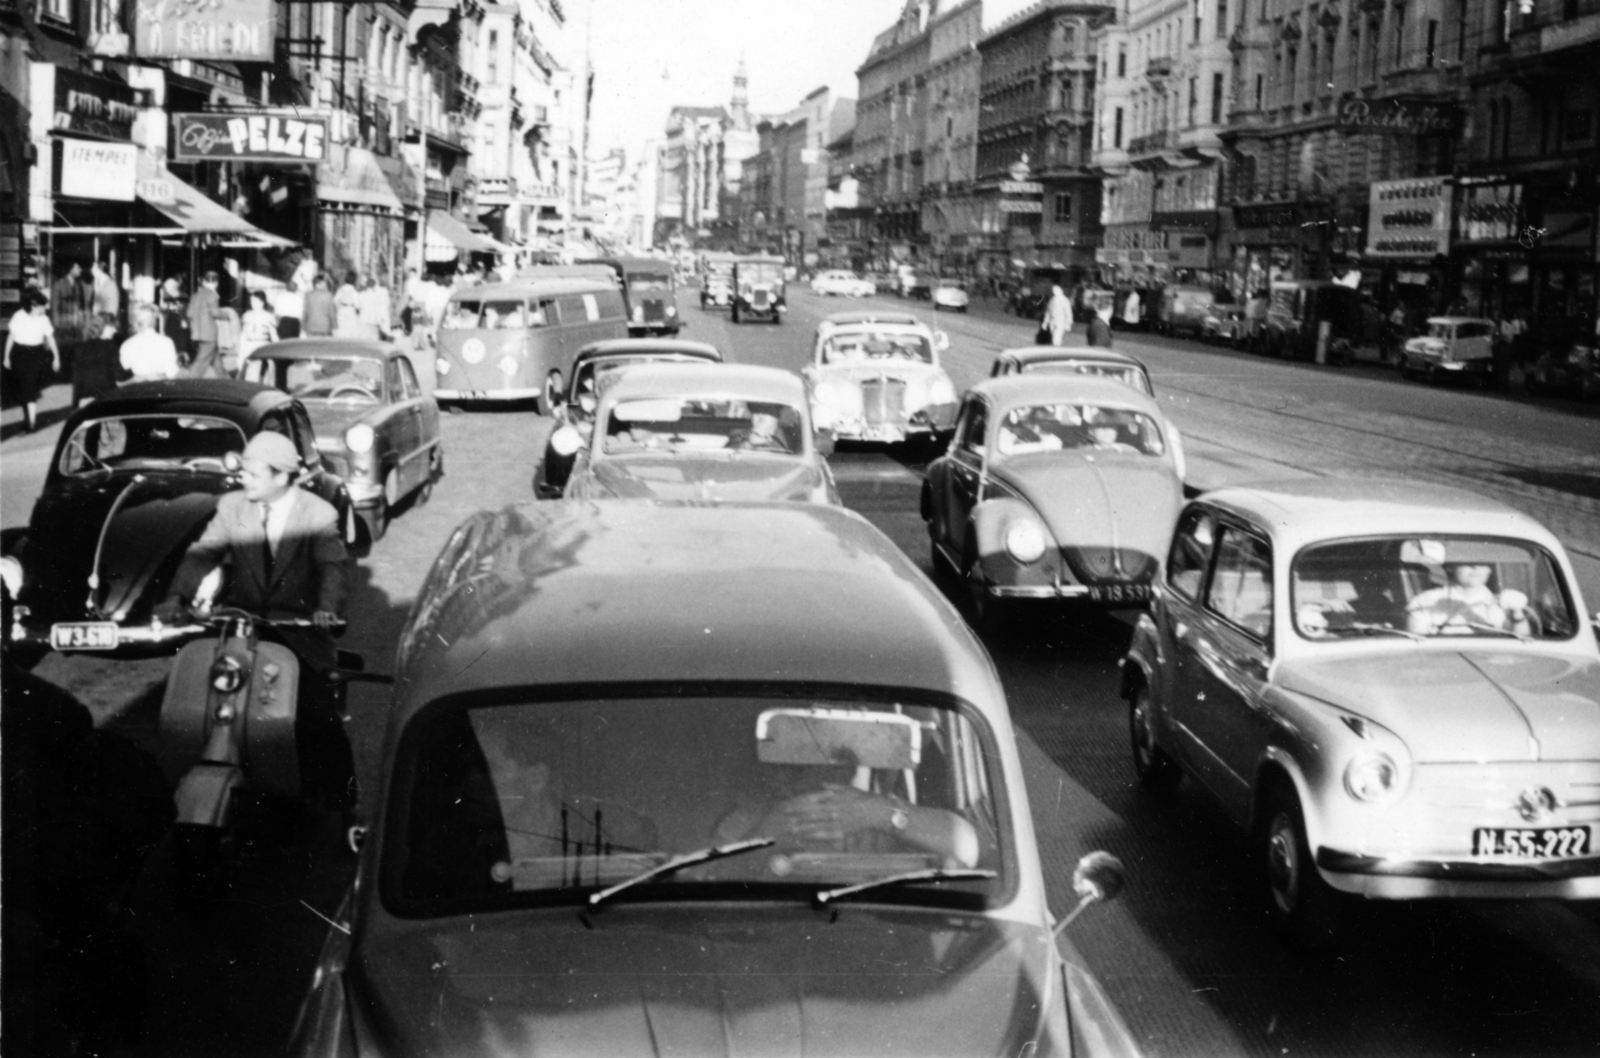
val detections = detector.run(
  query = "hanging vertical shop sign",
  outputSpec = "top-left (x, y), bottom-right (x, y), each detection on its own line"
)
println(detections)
top-left (1365, 178), bottom-right (1452, 258)
top-left (133, 0), bottom-right (276, 61)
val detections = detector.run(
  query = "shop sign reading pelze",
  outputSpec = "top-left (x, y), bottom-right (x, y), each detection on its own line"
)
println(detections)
top-left (134, 0), bottom-right (275, 61)
top-left (173, 113), bottom-right (328, 163)
top-left (1338, 98), bottom-right (1463, 136)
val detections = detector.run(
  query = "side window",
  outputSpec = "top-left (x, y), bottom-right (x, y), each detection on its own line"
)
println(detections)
top-left (1166, 507), bottom-right (1215, 600)
top-left (557, 296), bottom-right (587, 325)
top-left (386, 361), bottom-right (404, 401)
top-left (581, 293), bottom-right (599, 321)
top-left (398, 357), bottom-right (421, 399)
top-left (1205, 527), bottom-right (1274, 640)
top-left (960, 400), bottom-right (988, 455)
top-left (533, 298), bottom-right (557, 326)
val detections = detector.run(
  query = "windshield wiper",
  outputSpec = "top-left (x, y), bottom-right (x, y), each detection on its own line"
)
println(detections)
top-left (814, 867), bottom-right (996, 908)
top-left (1341, 622), bottom-right (1426, 641)
top-left (586, 838), bottom-right (774, 910)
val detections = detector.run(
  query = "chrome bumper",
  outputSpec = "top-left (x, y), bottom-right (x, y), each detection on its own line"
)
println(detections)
top-left (1317, 847), bottom-right (1600, 899)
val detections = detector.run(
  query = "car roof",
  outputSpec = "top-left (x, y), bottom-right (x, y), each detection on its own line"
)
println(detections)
top-left (390, 502), bottom-right (1000, 717)
top-left (1195, 479), bottom-right (1562, 553)
top-left (971, 373), bottom-right (1163, 415)
top-left (575, 338), bottom-right (722, 362)
top-left (1425, 316), bottom-right (1494, 326)
top-left (998, 346), bottom-right (1145, 369)
top-left (819, 310), bottom-right (926, 329)
top-left (58, 379), bottom-right (288, 431)
top-left (601, 362), bottom-right (806, 405)
top-left (463, 276), bottom-right (616, 299)
top-left (248, 338), bottom-right (396, 361)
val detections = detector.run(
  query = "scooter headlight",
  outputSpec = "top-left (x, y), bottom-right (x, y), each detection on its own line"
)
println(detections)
top-left (210, 655), bottom-right (246, 695)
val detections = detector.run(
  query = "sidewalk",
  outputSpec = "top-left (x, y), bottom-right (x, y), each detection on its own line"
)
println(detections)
top-left (0, 382), bottom-right (75, 441)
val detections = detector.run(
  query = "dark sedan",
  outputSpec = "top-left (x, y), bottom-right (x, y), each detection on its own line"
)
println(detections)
top-left (247, 340), bottom-right (442, 541)
top-left (987, 346), bottom-right (1156, 396)
top-left (3, 380), bottom-right (357, 660)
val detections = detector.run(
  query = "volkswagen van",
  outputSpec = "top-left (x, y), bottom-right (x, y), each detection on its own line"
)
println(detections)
top-left (434, 277), bottom-right (628, 411)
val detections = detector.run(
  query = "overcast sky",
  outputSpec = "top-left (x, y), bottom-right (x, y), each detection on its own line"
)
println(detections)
top-left (586, 0), bottom-right (1036, 163)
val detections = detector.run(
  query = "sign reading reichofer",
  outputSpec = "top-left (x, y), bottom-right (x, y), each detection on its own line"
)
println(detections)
top-left (134, 0), bottom-right (275, 61)
top-left (172, 113), bottom-right (328, 163)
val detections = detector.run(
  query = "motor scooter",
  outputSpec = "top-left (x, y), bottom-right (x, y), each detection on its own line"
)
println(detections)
top-left (157, 607), bottom-right (388, 893)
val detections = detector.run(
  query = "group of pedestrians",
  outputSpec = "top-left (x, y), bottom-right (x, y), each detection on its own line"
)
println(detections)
top-left (1037, 284), bottom-right (1115, 350)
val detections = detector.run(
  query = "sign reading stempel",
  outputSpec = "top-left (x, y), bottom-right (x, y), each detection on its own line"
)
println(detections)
top-left (172, 113), bottom-right (328, 163)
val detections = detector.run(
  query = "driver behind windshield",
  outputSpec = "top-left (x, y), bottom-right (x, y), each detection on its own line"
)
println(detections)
top-left (1406, 561), bottom-right (1531, 636)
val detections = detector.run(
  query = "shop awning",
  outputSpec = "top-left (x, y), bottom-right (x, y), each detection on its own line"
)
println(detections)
top-left (317, 146), bottom-right (408, 213)
top-left (425, 210), bottom-right (498, 261)
top-left (136, 154), bottom-right (296, 247)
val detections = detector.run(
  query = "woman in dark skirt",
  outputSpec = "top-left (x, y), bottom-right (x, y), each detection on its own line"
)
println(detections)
top-left (4, 290), bottom-right (61, 432)
top-left (72, 313), bottom-right (128, 406)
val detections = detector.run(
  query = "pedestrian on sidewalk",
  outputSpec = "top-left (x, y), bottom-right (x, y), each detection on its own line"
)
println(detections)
top-left (357, 274), bottom-right (392, 341)
top-left (334, 271), bottom-right (362, 337)
top-left (89, 260), bottom-right (120, 322)
top-left (237, 290), bottom-right (279, 362)
top-left (50, 261), bottom-right (88, 351)
top-left (273, 279), bottom-right (305, 340)
top-left (4, 290), bottom-right (62, 432)
top-left (1043, 285), bottom-right (1074, 346)
top-left (303, 273), bottom-right (336, 337)
top-left (1086, 307), bottom-right (1114, 348)
top-left (119, 303), bottom-right (180, 383)
top-left (187, 271), bottom-right (224, 378)
top-left (73, 313), bottom-right (127, 405)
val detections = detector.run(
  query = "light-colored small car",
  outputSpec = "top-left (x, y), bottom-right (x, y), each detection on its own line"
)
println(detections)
top-left (1124, 479), bottom-right (1600, 948)
top-left (811, 269), bottom-right (876, 298)
top-left (247, 340), bottom-right (442, 540)
top-left (932, 278), bottom-right (970, 313)
top-left (804, 311), bottom-right (958, 447)
top-left (1200, 305), bottom-right (1249, 347)
top-left (924, 375), bottom-right (1185, 634)
top-left (562, 362), bottom-right (839, 504)
top-left (988, 346), bottom-right (1155, 397)
top-left (290, 501), bottom-right (1141, 1058)
top-left (1401, 317), bottom-right (1497, 385)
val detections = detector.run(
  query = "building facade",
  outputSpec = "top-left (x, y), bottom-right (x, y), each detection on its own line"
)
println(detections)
top-left (654, 66), bottom-right (760, 249)
top-left (921, 0), bottom-right (984, 270)
top-left (854, 0), bottom-right (936, 265)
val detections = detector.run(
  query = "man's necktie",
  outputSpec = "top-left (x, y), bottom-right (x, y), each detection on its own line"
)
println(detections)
top-left (260, 502), bottom-right (274, 578)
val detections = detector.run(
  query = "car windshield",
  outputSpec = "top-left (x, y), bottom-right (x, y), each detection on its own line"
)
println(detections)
top-left (602, 397), bottom-right (806, 455)
top-left (1023, 361), bottom-right (1154, 395)
top-left (384, 694), bottom-right (1006, 914)
top-left (263, 356), bottom-right (384, 402)
top-left (996, 403), bottom-right (1166, 456)
top-left (627, 272), bottom-right (671, 292)
top-left (1292, 536), bottom-right (1579, 640)
top-left (441, 300), bottom-right (483, 329)
top-left (741, 265), bottom-right (783, 284)
top-left (821, 332), bottom-right (933, 364)
top-left (58, 414), bottom-right (248, 475)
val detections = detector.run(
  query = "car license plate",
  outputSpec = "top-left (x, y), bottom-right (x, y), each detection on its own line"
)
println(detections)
top-left (1472, 826), bottom-right (1590, 858)
top-left (50, 622), bottom-right (119, 651)
top-left (1087, 584), bottom-right (1151, 604)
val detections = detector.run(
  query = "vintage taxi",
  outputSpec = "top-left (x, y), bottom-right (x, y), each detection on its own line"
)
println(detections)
top-left (1401, 317), bottom-right (1498, 386)
top-left (288, 501), bottom-right (1140, 1058)
top-left (698, 251), bottom-right (738, 310)
top-left (247, 339), bottom-right (442, 541)
top-left (2, 380), bottom-right (357, 661)
top-left (1123, 479), bottom-right (1600, 948)
top-left (561, 363), bottom-right (839, 504)
top-left (803, 310), bottom-right (958, 448)
top-left (924, 375), bottom-right (1184, 634)
top-left (987, 346), bottom-right (1155, 397)
top-left (534, 338), bottom-right (723, 498)
top-left (731, 254), bottom-right (787, 324)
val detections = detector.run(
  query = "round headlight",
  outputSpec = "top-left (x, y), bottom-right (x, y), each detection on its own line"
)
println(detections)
top-left (345, 423), bottom-right (376, 455)
top-left (210, 655), bottom-right (245, 695)
top-left (1005, 520), bottom-right (1047, 564)
top-left (666, 305), bottom-right (677, 316)
top-left (929, 375), bottom-right (956, 406)
top-left (1344, 751), bottom-right (1400, 803)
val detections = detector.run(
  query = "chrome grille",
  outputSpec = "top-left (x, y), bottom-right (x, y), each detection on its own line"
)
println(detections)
top-left (643, 299), bottom-right (665, 321)
top-left (752, 289), bottom-right (770, 307)
top-left (861, 378), bottom-right (907, 426)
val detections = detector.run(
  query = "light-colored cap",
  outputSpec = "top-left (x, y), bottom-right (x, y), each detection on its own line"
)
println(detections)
top-left (241, 431), bottom-right (301, 472)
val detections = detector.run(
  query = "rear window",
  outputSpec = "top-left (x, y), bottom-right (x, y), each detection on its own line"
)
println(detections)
top-left (58, 414), bottom-right (248, 475)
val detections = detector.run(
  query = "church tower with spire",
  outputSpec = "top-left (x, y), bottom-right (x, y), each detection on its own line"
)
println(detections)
top-left (730, 59), bottom-right (751, 131)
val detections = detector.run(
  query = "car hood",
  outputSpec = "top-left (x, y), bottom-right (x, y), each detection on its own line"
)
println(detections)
top-left (1277, 651), bottom-right (1600, 762)
top-left (994, 455), bottom-right (1181, 583)
top-left (353, 908), bottom-right (1060, 1057)
top-left (20, 473), bottom-right (228, 622)
top-left (303, 401), bottom-right (375, 447)
top-left (586, 454), bottom-right (824, 503)
top-left (814, 361), bottom-right (944, 386)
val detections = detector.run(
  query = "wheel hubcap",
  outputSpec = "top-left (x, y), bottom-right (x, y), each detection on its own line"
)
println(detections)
top-left (1267, 814), bottom-right (1298, 910)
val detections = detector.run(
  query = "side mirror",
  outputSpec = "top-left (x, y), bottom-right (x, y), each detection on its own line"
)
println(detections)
top-left (1052, 851), bottom-right (1126, 938)
top-left (814, 429), bottom-right (835, 458)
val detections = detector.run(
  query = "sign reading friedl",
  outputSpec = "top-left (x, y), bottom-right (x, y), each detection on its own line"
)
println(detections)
top-left (173, 113), bottom-right (328, 163)
top-left (135, 0), bottom-right (274, 60)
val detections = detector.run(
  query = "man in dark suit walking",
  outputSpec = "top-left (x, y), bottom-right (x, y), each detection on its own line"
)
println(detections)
top-left (158, 432), bottom-right (357, 811)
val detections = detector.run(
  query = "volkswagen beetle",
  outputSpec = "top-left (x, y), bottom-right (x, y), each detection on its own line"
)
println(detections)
top-left (563, 362), bottom-right (839, 505)
top-left (803, 311), bottom-right (958, 448)
top-left (923, 375), bottom-right (1185, 633)
top-left (3, 380), bottom-right (356, 659)
top-left (288, 501), bottom-right (1140, 1058)
top-left (246, 339), bottom-right (442, 541)
top-left (1123, 479), bottom-right (1600, 948)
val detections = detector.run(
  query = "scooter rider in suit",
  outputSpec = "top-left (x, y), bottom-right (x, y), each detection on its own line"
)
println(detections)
top-left (155, 432), bottom-right (358, 814)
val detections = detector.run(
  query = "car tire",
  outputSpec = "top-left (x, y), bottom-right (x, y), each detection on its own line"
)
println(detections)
top-left (1259, 781), bottom-right (1342, 949)
top-left (963, 543), bottom-right (1008, 638)
top-left (542, 370), bottom-right (564, 416)
top-left (363, 497), bottom-right (389, 542)
top-left (1129, 682), bottom-right (1182, 793)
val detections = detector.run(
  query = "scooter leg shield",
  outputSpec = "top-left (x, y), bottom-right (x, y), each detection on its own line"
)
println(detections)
top-left (174, 763), bottom-right (244, 827)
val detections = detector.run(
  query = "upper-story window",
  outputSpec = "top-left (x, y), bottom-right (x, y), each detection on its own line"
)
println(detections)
top-left (40, 0), bottom-right (72, 23)
top-left (1218, 0), bottom-right (1229, 35)
top-left (1118, 45), bottom-right (1127, 76)
top-left (1392, 4), bottom-right (1406, 66)
top-left (487, 29), bottom-right (499, 83)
